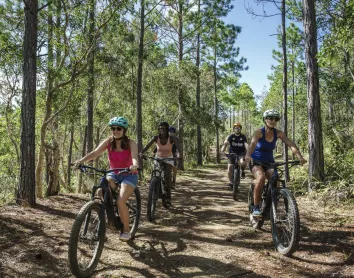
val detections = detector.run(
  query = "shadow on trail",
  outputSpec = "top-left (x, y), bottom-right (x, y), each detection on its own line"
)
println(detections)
top-left (127, 240), bottom-right (268, 278)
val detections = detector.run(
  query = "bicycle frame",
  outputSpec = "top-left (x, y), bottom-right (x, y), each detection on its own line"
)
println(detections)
top-left (250, 160), bottom-right (300, 218)
top-left (78, 165), bottom-right (136, 231)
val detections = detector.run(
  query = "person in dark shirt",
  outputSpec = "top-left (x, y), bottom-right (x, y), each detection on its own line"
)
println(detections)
top-left (221, 122), bottom-right (249, 187)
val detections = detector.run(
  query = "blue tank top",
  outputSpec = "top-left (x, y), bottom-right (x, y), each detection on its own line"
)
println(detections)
top-left (251, 127), bottom-right (277, 162)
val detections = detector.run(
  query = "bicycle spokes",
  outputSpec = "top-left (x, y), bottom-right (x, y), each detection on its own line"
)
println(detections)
top-left (76, 207), bottom-right (103, 270)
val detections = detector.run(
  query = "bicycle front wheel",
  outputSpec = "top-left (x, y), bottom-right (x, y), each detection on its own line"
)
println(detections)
top-left (147, 177), bottom-right (159, 222)
top-left (68, 201), bottom-right (106, 278)
top-left (232, 166), bottom-right (240, 201)
top-left (127, 187), bottom-right (141, 238)
top-left (270, 188), bottom-right (300, 256)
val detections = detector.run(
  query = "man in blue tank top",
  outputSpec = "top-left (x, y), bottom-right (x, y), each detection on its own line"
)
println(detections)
top-left (245, 110), bottom-right (307, 217)
top-left (221, 122), bottom-right (249, 187)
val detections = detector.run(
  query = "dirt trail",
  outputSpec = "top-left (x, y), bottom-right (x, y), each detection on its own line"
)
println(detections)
top-left (0, 163), bottom-right (353, 278)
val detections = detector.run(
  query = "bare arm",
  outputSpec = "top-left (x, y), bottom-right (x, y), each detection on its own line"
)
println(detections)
top-left (278, 130), bottom-right (307, 164)
top-left (140, 136), bottom-right (157, 154)
top-left (129, 139), bottom-right (139, 169)
top-left (220, 137), bottom-right (229, 153)
top-left (75, 138), bottom-right (109, 164)
top-left (244, 129), bottom-right (262, 163)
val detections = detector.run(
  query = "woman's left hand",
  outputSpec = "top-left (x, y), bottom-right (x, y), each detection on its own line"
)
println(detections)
top-left (130, 165), bottom-right (138, 174)
top-left (298, 155), bottom-right (307, 165)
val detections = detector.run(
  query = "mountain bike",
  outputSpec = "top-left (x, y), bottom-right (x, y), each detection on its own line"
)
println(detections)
top-left (68, 164), bottom-right (141, 278)
top-left (226, 153), bottom-right (242, 201)
top-left (142, 155), bottom-right (175, 222)
top-left (248, 160), bottom-right (300, 256)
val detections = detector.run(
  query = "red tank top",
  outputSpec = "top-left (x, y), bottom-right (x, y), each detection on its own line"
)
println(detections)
top-left (107, 142), bottom-right (132, 172)
top-left (156, 136), bottom-right (173, 158)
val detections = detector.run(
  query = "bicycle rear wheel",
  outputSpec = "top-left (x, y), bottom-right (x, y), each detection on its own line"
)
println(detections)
top-left (248, 184), bottom-right (264, 229)
top-left (127, 187), bottom-right (141, 238)
top-left (232, 166), bottom-right (240, 201)
top-left (147, 177), bottom-right (159, 222)
top-left (270, 188), bottom-right (300, 256)
top-left (68, 201), bottom-right (106, 278)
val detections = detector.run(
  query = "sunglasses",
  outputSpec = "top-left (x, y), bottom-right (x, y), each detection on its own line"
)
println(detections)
top-left (111, 126), bottom-right (123, 131)
top-left (266, 116), bottom-right (280, 122)
top-left (159, 127), bottom-right (167, 130)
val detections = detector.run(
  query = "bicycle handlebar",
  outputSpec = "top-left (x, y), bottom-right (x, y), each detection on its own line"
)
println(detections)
top-left (141, 155), bottom-right (175, 163)
top-left (70, 163), bottom-right (141, 175)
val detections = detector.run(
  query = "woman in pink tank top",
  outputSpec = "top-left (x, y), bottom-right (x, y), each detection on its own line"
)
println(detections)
top-left (139, 121), bottom-right (180, 207)
top-left (74, 116), bottom-right (139, 242)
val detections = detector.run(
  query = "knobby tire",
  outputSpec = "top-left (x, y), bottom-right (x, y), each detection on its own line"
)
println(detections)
top-left (233, 166), bottom-right (240, 201)
top-left (128, 187), bottom-right (141, 238)
top-left (68, 201), bottom-right (106, 278)
top-left (270, 188), bottom-right (300, 256)
top-left (147, 177), bottom-right (159, 222)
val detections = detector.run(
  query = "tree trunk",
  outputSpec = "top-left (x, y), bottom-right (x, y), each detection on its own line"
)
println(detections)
top-left (292, 60), bottom-right (296, 160)
top-left (46, 141), bottom-right (60, 196)
top-left (196, 0), bottom-right (202, 166)
top-left (18, 0), bottom-right (38, 207)
top-left (214, 48), bottom-right (220, 164)
top-left (36, 3), bottom-right (54, 198)
top-left (303, 0), bottom-right (325, 189)
top-left (177, 2), bottom-right (185, 170)
top-left (67, 125), bottom-right (74, 189)
top-left (136, 0), bottom-right (145, 170)
top-left (281, 0), bottom-right (289, 181)
top-left (86, 0), bottom-right (96, 156)
top-left (77, 126), bottom-right (87, 193)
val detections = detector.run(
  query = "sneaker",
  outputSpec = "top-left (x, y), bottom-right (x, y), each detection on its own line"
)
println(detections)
top-left (252, 206), bottom-right (262, 218)
top-left (241, 171), bottom-right (245, 179)
top-left (226, 182), bottom-right (233, 187)
top-left (119, 232), bottom-right (131, 242)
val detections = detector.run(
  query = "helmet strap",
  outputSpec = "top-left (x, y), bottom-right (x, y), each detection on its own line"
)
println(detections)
top-left (264, 122), bottom-right (274, 130)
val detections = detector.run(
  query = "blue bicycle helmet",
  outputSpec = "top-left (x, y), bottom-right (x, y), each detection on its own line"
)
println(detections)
top-left (169, 126), bottom-right (176, 133)
top-left (108, 117), bottom-right (128, 129)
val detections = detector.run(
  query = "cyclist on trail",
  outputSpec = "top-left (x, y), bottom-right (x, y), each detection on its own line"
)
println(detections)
top-left (221, 122), bottom-right (249, 187)
top-left (244, 109), bottom-right (307, 218)
top-left (139, 121), bottom-right (180, 207)
top-left (74, 116), bottom-right (139, 241)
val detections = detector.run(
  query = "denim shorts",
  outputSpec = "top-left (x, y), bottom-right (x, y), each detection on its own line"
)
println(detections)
top-left (106, 173), bottom-right (138, 188)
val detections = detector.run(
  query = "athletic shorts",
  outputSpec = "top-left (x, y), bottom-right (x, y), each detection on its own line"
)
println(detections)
top-left (228, 152), bottom-right (245, 165)
top-left (249, 160), bottom-right (276, 173)
top-left (106, 173), bottom-right (138, 188)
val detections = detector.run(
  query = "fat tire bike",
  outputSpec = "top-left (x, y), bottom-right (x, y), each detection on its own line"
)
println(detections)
top-left (248, 160), bottom-right (301, 256)
top-left (143, 155), bottom-right (175, 222)
top-left (68, 164), bottom-right (141, 278)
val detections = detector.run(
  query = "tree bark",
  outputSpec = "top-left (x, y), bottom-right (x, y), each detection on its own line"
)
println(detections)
top-left (303, 0), bottom-right (325, 189)
top-left (196, 0), bottom-right (202, 166)
top-left (214, 47), bottom-right (220, 164)
top-left (136, 0), bottom-right (145, 170)
top-left (86, 0), bottom-right (96, 156)
top-left (18, 0), bottom-right (38, 207)
top-left (177, 2), bottom-right (185, 170)
top-left (281, 0), bottom-right (289, 181)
